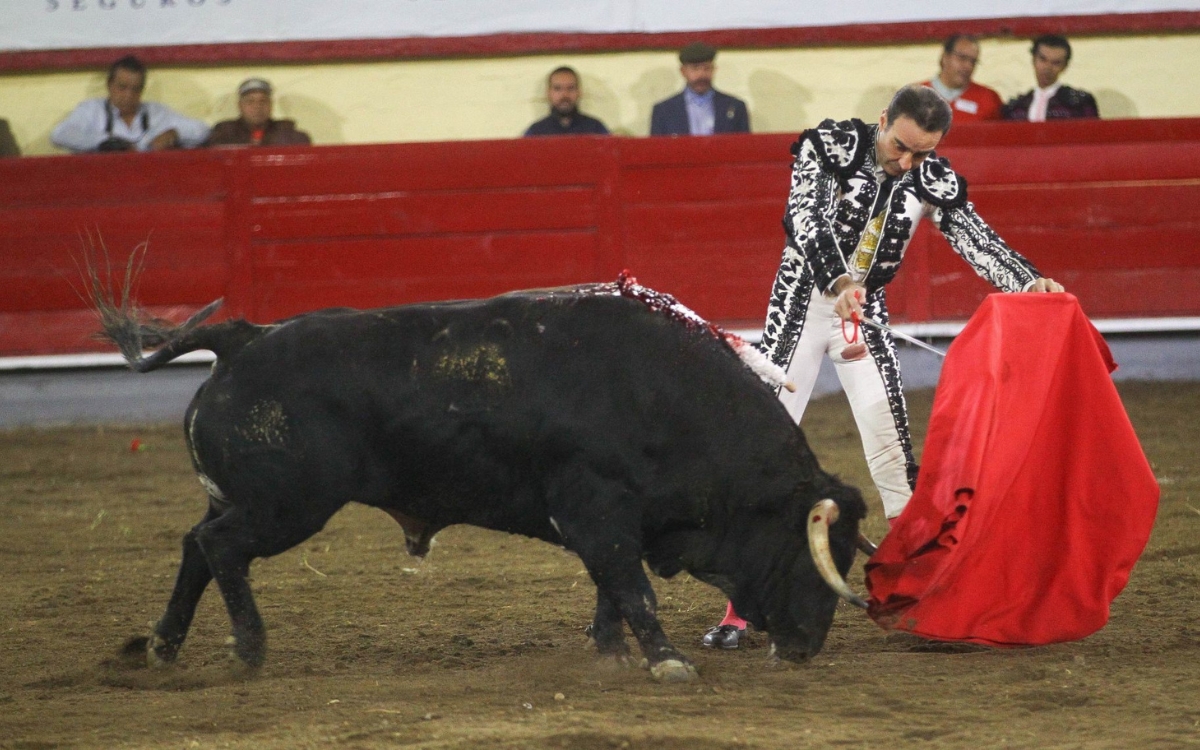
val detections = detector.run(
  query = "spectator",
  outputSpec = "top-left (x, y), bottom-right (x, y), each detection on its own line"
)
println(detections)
top-left (523, 67), bottom-right (609, 137)
top-left (921, 35), bottom-right (1003, 122)
top-left (0, 119), bottom-right (18, 157)
top-left (1002, 35), bottom-right (1099, 121)
top-left (50, 55), bottom-right (209, 153)
top-left (206, 78), bottom-right (312, 147)
top-left (650, 42), bottom-right (749, 136)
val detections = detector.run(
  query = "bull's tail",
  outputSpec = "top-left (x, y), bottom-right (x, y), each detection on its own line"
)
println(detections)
top-left (80, 241), bottom-right (252, 373)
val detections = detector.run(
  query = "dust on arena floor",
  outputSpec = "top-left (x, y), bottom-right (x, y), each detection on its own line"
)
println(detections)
top-left (1, 382), bottom-right (1197, 749)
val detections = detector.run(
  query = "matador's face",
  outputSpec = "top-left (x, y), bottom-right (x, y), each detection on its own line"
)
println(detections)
top-left (875, 114), bottom-right (942, 178)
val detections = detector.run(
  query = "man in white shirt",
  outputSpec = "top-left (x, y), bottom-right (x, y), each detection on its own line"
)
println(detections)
top-left (51, 55), bottom-right (210, 153)
top-left (1001, 35), bottom-right (1099, 122)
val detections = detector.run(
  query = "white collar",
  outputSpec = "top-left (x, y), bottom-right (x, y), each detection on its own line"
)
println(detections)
top-left (1035, 82), bottom-right (1063, 99)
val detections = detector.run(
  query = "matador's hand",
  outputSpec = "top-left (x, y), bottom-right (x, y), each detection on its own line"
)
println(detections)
top-left (1029, 277), bottom-right (1065, 293)
top-left (832, 280), bottom-right (867, 322)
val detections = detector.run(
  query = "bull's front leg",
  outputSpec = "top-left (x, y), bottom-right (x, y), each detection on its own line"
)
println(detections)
top-left (584, 553), bottom-right (696, 682)
top-left (548, 470), bottom-right (697, 683)
top-left (589, 589), bottom-right (631, 663)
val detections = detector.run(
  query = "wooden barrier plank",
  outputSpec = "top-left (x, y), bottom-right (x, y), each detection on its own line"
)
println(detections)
top-left (926, 225), bottom-right (1200, 272)
top-left (941, 142), bottom-right (1200, 184)
top-left (621, 201), bottom-right (781, 244)
top-left (928, 267), bottom-right (1200, 319)
top-left (246, 140), bottom-right (609, 198)
top-left (970, 182), bottom-right (1200, 227)
top-left (0, 203), bottom-right (226, 257)
top-left (0, 152), bottom-right (228, 206)
top-left (619, 164), bottom-right (789, 204)
top-left (0, 271), bottom-right (228, 313)
top-left (250, 187), bottom-right (599, 240)
top-left (250, 232), bottom-right (601, 321)
top-left (616, 133), bottom-right (794, 167)
top-left (939, 117), bottom-right (1200, 148)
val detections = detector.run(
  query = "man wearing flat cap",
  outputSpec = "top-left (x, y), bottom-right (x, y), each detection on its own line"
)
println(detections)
top-left (206, 78), bottom-right (312, 147)
top-left (650, 42), bottom-right (750, 136)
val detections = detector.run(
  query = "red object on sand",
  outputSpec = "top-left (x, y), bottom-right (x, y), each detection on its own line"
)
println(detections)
top-left (864, 294), bottom-right (1159, 646)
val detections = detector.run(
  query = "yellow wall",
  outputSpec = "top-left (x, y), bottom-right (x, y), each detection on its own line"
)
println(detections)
top-left (4, 33), bottom-right (1199, 155)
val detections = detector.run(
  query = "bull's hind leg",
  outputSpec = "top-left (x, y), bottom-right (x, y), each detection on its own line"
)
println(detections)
top-left (144, 507), bottom-right (219, 666)
top-left (191, 497), bottom-right (341, 669)
top-left (191, 507), bottom-right (270, 668)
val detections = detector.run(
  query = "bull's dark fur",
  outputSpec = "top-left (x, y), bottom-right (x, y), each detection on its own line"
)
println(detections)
top-left (97, 281), bottom-right (865, 677)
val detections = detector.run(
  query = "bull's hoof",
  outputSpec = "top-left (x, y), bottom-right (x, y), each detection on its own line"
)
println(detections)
top-left (766, 640), bottom-right (812, 665)
top-left (595, 653), bottom-right (634, 672)
top-left (225, 635), bottom-right (266, 670)
top-left (144, 633), bottom-right (178, 669)
top-left (649, 659), bottom-right (698, 683)
top-left (118, 636), bottom-right (154, 669)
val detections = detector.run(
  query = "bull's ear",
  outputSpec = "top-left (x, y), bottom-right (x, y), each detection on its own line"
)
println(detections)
top-left (789, 501), bottom-right (814, 533)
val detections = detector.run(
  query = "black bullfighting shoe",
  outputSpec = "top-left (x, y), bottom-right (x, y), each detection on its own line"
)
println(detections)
top-left (701, 624), bottom-right (744, 649)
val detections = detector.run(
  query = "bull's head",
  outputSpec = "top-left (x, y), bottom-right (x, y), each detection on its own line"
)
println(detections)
top-left (744, 491), bottom-right (867, 663)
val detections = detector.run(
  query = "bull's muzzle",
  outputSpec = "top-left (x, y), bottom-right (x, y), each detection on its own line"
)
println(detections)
top-left (807, 499), bottom-right (868, 609)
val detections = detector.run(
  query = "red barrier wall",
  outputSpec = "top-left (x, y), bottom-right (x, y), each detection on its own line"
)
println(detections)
top-left (2, 118), bottom-right (1199, 357)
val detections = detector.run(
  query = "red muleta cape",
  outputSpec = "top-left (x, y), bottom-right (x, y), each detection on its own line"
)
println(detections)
top-left (864, 294), bottom-right (1159, 646)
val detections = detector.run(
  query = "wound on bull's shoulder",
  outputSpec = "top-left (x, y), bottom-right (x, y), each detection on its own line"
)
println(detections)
top-left (433, 343), bottom-right (512, 391)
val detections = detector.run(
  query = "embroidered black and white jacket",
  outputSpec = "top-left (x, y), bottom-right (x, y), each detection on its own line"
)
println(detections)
top-left (761, 117), bottom-right (1042, 366)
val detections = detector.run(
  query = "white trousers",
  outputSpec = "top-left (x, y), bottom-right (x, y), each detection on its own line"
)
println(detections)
top-left (777, 288), bottom-right (913, 519)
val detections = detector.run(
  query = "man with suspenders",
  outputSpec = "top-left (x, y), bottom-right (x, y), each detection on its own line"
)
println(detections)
top-left (51, 55), bottom-right (209, 154)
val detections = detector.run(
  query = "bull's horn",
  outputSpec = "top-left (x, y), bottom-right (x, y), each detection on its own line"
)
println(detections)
top-left (807, 499), bottom-right (868, 609)
top-left (856, 533), bottom-right (878, 557)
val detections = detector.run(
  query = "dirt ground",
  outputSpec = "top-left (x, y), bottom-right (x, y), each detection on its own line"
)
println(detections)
top-left (1, 381), bottom-right (1197, 750)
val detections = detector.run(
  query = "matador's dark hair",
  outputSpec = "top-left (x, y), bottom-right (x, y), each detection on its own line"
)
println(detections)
top-left (885, 84), bottom-right (953, 135)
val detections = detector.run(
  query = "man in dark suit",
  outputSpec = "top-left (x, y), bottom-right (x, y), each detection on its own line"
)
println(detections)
top-left (1002, 34), bottom-right (1099, 121)
top-left (650, 42), bottom-right (749, 136)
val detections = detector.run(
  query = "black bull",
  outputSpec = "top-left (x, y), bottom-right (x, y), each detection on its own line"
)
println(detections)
top-left (98, 282), bottom-right (865, 681)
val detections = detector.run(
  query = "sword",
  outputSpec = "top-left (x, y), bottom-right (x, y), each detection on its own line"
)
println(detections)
top-left (857, 316), bottom-right (947, 358)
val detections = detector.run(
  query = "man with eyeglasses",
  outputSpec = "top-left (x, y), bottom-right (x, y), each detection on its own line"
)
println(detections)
top-left (700, 84), bottom-right (1063, 650)
top-left (920, 34), bottom-right (1003, 122)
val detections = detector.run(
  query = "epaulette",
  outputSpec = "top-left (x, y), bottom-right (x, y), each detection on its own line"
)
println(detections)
top-left (1059, 86), bottom-right (1093, 106)
top-left (792, 118), bottom-right (872, 178)
top-left (914, 155), bottom-right (968, 209)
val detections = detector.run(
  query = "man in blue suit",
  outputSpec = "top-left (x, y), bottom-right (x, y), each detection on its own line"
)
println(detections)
top-left (650, 42), bottom-right (750, 136)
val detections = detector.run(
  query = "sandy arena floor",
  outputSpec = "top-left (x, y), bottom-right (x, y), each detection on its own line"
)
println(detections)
top-left (1, 382), bottom-right (1197, 749)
